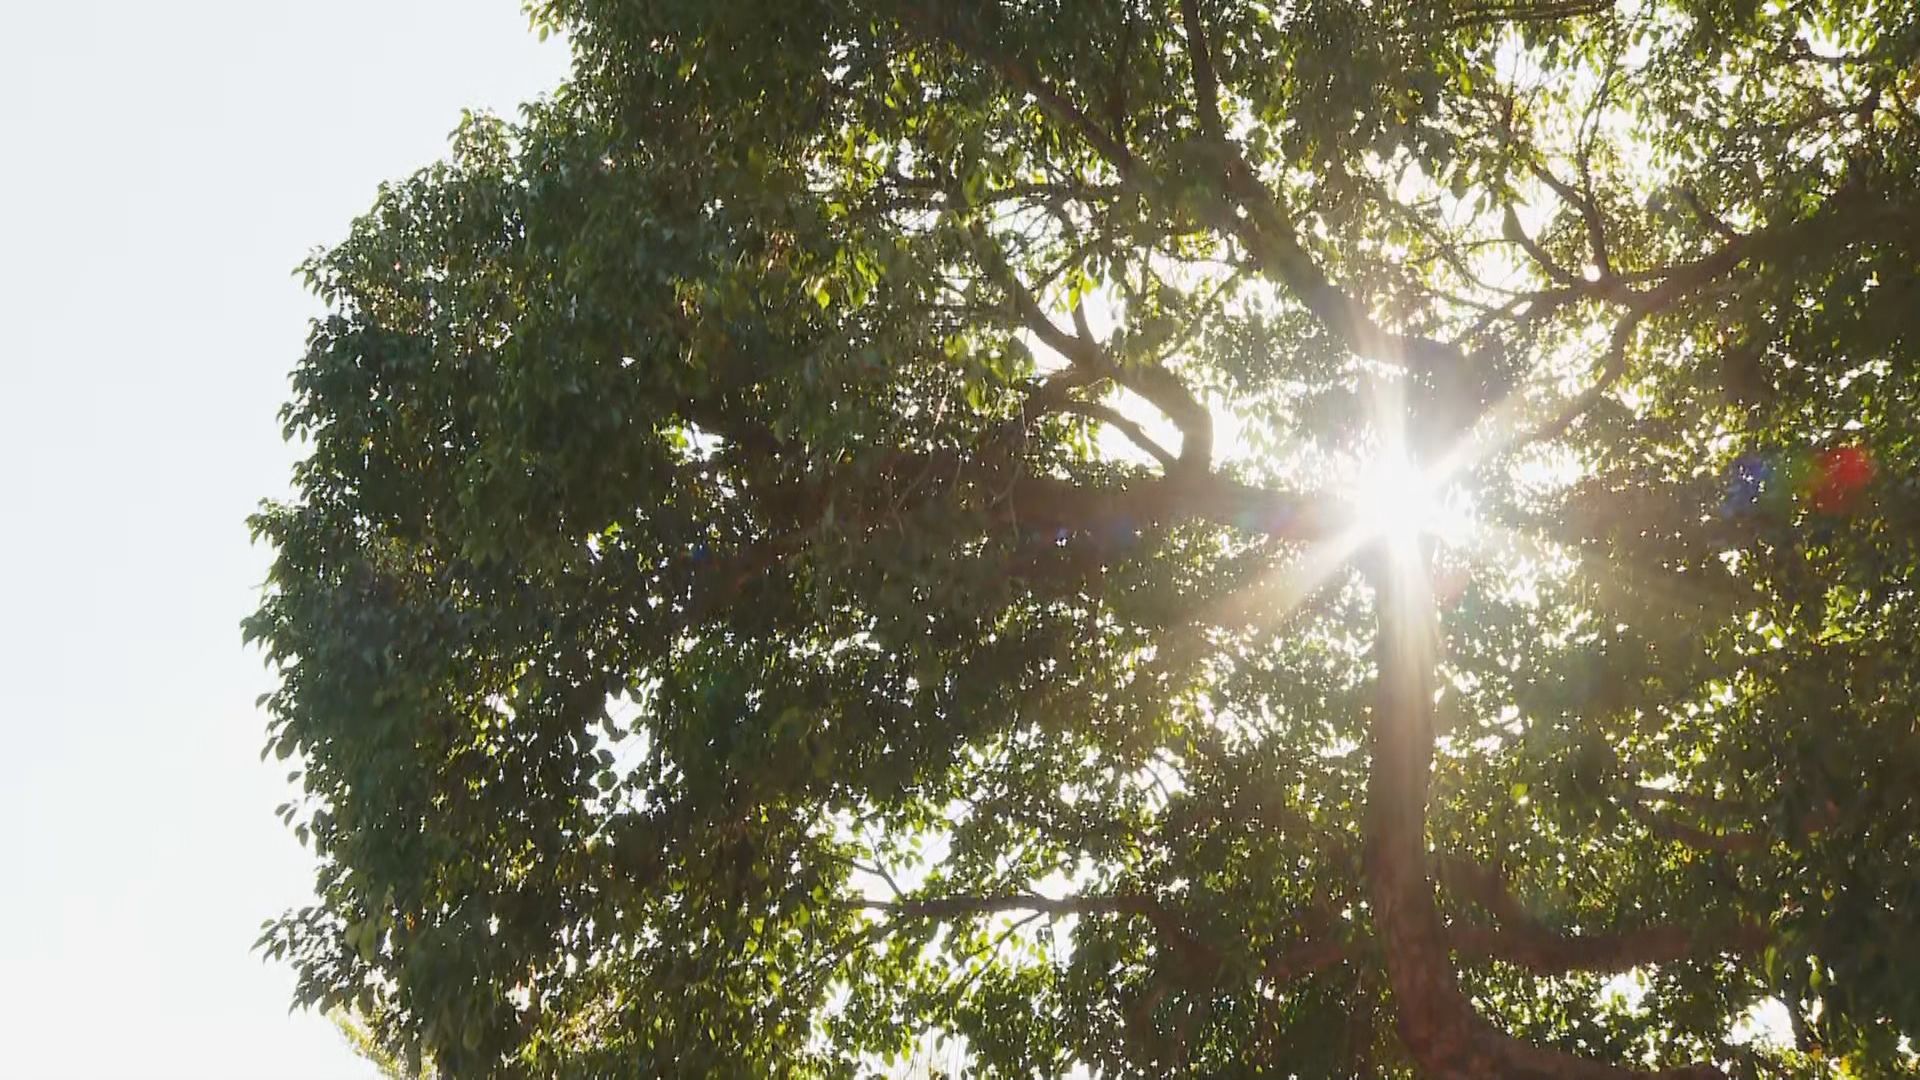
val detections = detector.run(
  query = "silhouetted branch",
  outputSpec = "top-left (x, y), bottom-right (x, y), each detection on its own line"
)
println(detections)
top-left (1048, 399), bottom-right (1180, 471)
top-left (1177, 0), bottom-right (1225, 143)
top-left (1439, 857), bottom-right (1771, 974)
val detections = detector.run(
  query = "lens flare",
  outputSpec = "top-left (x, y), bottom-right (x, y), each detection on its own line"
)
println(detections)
top-left (1351, 450), bottom-right (1474, 559)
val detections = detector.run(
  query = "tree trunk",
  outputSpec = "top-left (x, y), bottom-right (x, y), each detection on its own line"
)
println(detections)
top-left (1362, 551), bottom-right (1723, 1080)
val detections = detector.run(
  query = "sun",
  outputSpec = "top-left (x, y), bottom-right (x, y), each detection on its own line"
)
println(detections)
top-left (1351, 448), bottom-right (1473, 558)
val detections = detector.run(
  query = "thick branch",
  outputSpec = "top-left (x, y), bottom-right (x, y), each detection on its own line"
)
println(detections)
top-left (968, 222), bottom-right (1214, 474)
top-left (853, 892), bottom-right (1348, 988)
top-left (1177, 0), bottom-right (1225, 143)
top-left (1427, 0), bottom-right (1614, 32)
top-left (1047, 399), bottom-right (1180, 470)
top-left (1215, 174), bottom-right (1472, 387)
top-left (1116, 363), bottom-right (1214, 474)
top-left (857, 874), bottom-right (1765, 990)
top-left (1533, 161), bottom-right (1615, 279)
top-left (1439, 857), bottom-right (1771, 975)
top-left (1520, 301), bottom-right (1648, 445)
top-left (1452, 921), bottom-right (1768, 976)
top-left (898, 4), bottom-right (1139, 181)
top-left (1001, 466), bottom-right (1338, 542)
top-left (1503, 204), bottom-right (1582, 287)
top-left (909, 2), bottom-right (1478, 432)
top-left (1507, 188), bottom-right (1912, 447)
top-left (855, 892), bottom-right (1152, 920)
top-left (1628, 800), bottom-right (1767, 854)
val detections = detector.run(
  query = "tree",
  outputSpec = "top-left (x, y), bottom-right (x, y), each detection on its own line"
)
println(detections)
top-left (249, 1), bottom-right (1920, 1075)
top-left (332, 1007), bottom-right (438, 1080)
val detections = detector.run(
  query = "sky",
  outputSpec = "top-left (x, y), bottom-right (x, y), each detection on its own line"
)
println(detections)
top-left (0, 3), bottom-right (570, 1075)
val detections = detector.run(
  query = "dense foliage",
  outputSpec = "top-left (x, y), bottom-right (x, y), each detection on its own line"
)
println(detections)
top-left (251, 1), bottom-right (1920, 1075)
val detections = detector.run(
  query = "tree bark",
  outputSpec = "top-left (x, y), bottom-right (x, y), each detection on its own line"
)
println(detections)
top-left (1363, 552), bottom-right (1726, 1079)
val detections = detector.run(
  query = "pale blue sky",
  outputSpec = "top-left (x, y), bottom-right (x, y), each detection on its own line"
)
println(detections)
top-left (0, 4), bottom-right (569, 1075)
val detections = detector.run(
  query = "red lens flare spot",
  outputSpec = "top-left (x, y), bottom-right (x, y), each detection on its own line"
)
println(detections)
top-left (1809, 445), bottom-right (1875, 514)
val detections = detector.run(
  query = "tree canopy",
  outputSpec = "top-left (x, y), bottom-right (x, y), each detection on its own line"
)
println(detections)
top-left (250, 1), bottom-right (1920, 1075)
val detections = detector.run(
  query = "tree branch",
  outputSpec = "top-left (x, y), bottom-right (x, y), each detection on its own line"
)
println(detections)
top-left (1624, 782), bottom-right (1843, 853)
top-left (1519, 301), bottom-right (1648, 446)
top-left (854, 892), bottom-right (1147, 920)
top-left (1452, 920), bottom-right (1769, 976)
top-left (967, 221), bottom-right (1215, 474)
top-left (1177, 0), bottom-right (1225, 143)
top-left (897, 3), bottom-right (1139, 182)
top-left (1047, 399), bottom-right (1180, 471)
top-left (906, 1), bottom-right (1484, 443)
top-left (1425, 0), bottom-right (1614, 33)
top-left (1506, 185), bottom-right (1908, 448)
top-left (1438, 857), bottom-right (1771, 975)
top-left (853, 891), bottom-right (1348, 990)
top-left (1631, 804), bottom-right (1767, 854)
top-left (1503, 204), bottom-right (1582, 286)
top-left (1533, 160), bottom-right (1615, 280)
top-left (999, 466), bottom-right (1338, 543)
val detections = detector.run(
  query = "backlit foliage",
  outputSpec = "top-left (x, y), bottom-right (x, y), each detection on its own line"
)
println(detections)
top-left (251, 2), bottom-right (1920, 1075)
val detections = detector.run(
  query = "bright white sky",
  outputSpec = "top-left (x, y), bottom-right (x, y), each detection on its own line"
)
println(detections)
top-left (0, 3), bottom-right (569, 1075)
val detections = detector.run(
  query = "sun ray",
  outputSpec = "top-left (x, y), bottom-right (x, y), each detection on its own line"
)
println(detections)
top-left (1212, 368), bottom-right (1482, 630)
